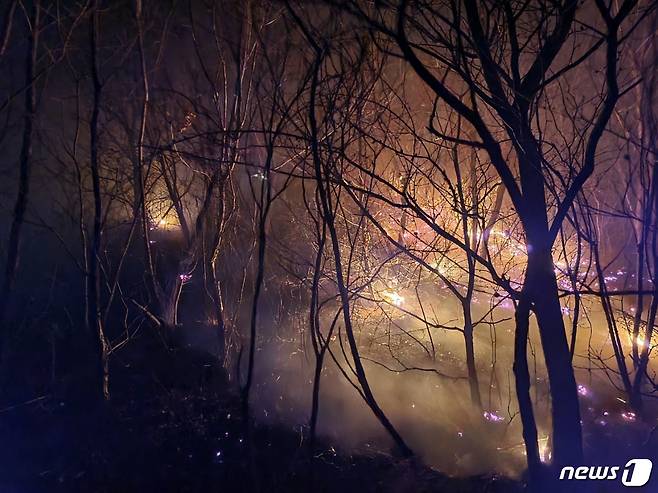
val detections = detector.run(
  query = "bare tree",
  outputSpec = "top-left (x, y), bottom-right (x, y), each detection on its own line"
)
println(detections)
top-left (0, 0), bottom-right (40, 368)
top-left (326, 0), bottom-right (647, 478)
top-left (86, 0), bottom-right (110, 400)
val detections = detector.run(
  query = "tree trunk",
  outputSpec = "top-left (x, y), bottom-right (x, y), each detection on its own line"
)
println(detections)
top-left (631, 157), bottom-right (658, 410)
top-left (513, 294), bottom-right (542, 481)
top-left (308, 222), bottom-right (326, 457)
top-left (208, 261), bottom-right (226, 362)
top-left (206, 188), bottom-right (227, 363)
top-left (527, 247), bottom-right (583, 467)
top-left (162, 276), bottom-right (183, 330)
top-left (88, 0), bottom-right (109, 400)
top-left (462, 303), bottom-right (482, 410)
top-left (0, 1), bottom-right (39, 359)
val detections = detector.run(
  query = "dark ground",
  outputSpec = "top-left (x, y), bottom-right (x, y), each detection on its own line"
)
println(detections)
top-left (0, 332), bottom-right (522, 493)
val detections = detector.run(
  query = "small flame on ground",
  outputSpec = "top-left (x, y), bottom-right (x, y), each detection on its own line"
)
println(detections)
top-left (483, 410), bottom-right (505, 422)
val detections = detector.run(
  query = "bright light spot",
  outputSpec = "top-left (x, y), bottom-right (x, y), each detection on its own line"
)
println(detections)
top-left (483, 411), bottom-right (505, 422)
top-left (621, 411), bottom-right (636, 422)
top-left (384, 291), bottom-right (404, 307)
top-left (538, 437), bottom-right (551, 463)
top-left (577, 384), bottom-right (590, 397)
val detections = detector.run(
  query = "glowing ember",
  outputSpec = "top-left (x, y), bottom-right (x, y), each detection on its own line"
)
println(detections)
top-left (500, 300), bottom-right (513, 310)
top-left (483, 411), bottom-right (505, 422)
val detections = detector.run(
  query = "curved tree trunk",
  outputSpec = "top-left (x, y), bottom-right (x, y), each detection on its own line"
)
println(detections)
top-left (0, 1), bottom-right (39, 362)
top-left (513, 293), bottom-right (541, 481)
top-left (307, 48), bottom-right (413, 458)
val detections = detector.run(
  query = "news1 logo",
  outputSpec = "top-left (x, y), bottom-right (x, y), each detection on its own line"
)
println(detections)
top-left (559, 459), bottom-right (653, 487)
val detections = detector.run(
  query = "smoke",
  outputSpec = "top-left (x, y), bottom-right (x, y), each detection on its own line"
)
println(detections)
top-left (248, 303), bottom-right (536, 478)
top-left (242, 291), bottom-right (658, 478)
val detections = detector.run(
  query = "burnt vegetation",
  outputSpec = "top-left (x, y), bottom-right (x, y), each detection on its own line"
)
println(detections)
top-left (1, 1), bottom-right (658, 492)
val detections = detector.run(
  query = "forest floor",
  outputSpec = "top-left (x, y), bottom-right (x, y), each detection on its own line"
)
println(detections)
top-left (0, 335), bottom-right (523, 493)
